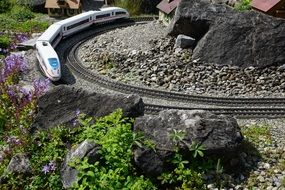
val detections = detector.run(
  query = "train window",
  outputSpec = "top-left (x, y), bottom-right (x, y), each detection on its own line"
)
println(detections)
top-left (96, 13), bottom-right (110, 19)
top-left (66, 18), bottom-right (90, 30)
top-left (115, 11), bottom-right (126, 15)
top-left (48, 58), bottom-right (59, 69)
top-left (51, 33), bottom-right (61, 46)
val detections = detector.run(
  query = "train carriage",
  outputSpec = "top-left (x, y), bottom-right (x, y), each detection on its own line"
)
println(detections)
top-left (56, 11), bottom-right (95, 37)
top-left (35, 7), bottom-right (129, 81)
top-left (37, 24), bottom-right (62, 48)
top-left (35, 41), bottom-right (61, 81)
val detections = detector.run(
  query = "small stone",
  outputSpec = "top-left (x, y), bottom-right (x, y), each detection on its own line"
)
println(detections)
top-left (264, 163), bottom-right (271, 169)
top-left (257, 176), bottom-right (265, 183)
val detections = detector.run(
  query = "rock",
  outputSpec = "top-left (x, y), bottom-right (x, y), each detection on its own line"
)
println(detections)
top-left (6, 153), bottom-right (31, 175)
top-left (168, 0), bottom-right (285, 68)
top-left (133, 148), bottom-right (165, 176)
top-left (31, 86), bottom-right (144, 130)
top-left (61, 140), bottom-right (100, 189)
top-left (133, 110), bottom-right (243, 176)
top-left (175, 34), bottom-right (196, 49)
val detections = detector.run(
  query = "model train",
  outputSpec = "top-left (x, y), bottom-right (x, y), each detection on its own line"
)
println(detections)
top-left (36, 7), bottom-right (129, 81)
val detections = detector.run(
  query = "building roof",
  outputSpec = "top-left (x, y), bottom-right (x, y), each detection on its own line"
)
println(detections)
top-left (156, 0), bottom-right (181, 14)
top-left (251, 0), bottom-right (282, 12)
top-left (45, 0), bottom-right (81, 9)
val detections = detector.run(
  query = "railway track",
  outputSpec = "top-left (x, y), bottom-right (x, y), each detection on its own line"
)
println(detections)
top-left (57, 17), bottom-right (285, 118)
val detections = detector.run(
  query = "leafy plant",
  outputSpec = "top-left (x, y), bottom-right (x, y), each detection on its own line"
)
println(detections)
top-left (71, 109), bottom-right (157, 189)
top-left (241, 123), bottom-right (272, 145)
top-left (113, 0), bottom-right (142, 15)
top-left (189, 141), bottom-right (205, 158)
top-left (0, 35), bottom-right (11, 48)
top-left (0, 0), bottom-right (11, 14)
top-left (169, 129), bottom-right (186, 145)
top-left (158, 151), bottom-right (206, 190)
top-left (10, 5), bottom-right (35, 22)
top-left (0, 13), bottom-right (49, 33)
top-left (234, 0), bottom-right (252, 11)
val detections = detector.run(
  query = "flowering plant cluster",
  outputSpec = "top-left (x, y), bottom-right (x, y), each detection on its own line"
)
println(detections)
top-left (0, 54), bottom-right (50, 165)
top-left (0, 33), bottom-right (28, 55)
top-left (42, 161), bottom-right (57, 174)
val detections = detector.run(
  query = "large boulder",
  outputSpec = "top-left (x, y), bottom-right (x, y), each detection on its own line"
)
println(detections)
top-left (61, 140), bottom-right (100, 189)
top-left (31, 86), bottom-right (144, 130)
top-left (133, 110), bottom-right (243, 176)
top-left (168, 0), bottom-right (285, 68)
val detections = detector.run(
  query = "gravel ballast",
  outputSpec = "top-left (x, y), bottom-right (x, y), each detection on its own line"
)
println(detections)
top-left (78, 21), bottom-right (285, 98)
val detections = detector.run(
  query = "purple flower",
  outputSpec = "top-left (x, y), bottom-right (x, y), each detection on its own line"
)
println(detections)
top-left (75, 108), bottom-right (80, 117)
top-left (0, 54), bottom-right (27, 82)
top-left (42, 164), bottom-right (50, 174)
top-left (7, 136), bottom-right (21, 146)
top-left (33, 78), bottom-right (50, 97)
top-left (16, 34), bottom-right (28, 43)
top-left (49, 161), bottom-right (57, 171)
top-left (71, 118), bottom-right (78, 126)
top-left (7, 85), bottom-right (33, 108)
top-left (42, 161), bottom-right (57, 174)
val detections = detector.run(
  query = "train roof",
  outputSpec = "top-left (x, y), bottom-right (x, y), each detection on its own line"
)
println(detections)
top-left (37, 24), bottom-right (61, 41)
top-left (36, 41), bottom-right (59, 58)
top-left (55, 11), bottom-right (95, 26)
top-left (99, 7), bottom-right (126, 12)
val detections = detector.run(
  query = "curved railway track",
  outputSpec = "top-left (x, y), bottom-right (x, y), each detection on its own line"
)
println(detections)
top-left (57, 17), bottom-right (285, 118)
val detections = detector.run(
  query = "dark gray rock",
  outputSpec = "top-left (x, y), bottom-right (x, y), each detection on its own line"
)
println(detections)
top-left (168, 0), bottom-right (285, 68)
top-left (61, 140), bottom-right (100, 189)
top-left (7, 153), bottom-right (32, 175)
top-left (31, 85), bottom-right (144, 130)
top-left (175, 34), bottom-right (195, 49)
top-left (133, 110), bottom-right (243, 176)
top-left (133, 148), bottom-right (166, 177)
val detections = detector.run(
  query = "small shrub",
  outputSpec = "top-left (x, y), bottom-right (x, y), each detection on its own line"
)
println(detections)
top-left (0, 0), bottom-right (11, 14)
top-left (10, 5), bottom-right (35, 22)
top-left (71, 109), bottom-right (158, 189)
top-left (235, 0), bottom-right (252, 11)
top-left (113, 0), bottom-right (142, 15)
top-left (0, 35), bottom-right (11, 48)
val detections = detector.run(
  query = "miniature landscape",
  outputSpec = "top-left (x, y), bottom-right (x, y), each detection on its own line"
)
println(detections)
top-left (1, 0), bottom-right (285, 189)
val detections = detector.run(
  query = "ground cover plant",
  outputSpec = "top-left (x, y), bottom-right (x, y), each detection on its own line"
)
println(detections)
top-left (0, 2), bottom-right (49, 57)
top-left (234, 0), bottom-right (252, 11)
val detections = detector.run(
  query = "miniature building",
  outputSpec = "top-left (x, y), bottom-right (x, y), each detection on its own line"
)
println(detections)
top-left (156, 0), bottom-right (181, 26)
top-left (251, 0), bottom-right (285, 19)
top-left (45, 0), bottom-right (82, 17)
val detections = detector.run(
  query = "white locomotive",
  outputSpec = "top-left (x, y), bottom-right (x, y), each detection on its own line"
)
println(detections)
top-left (36, 7), bottom-right (129, 81)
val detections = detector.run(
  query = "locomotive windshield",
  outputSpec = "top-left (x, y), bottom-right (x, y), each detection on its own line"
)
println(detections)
top-left (48, 58), bottom-right (59, 69)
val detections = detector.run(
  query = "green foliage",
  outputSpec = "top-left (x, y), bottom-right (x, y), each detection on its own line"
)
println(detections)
top-left (0, 35), bottom-right (11, 48)
top-left (234, 0), bottom-right (252, 11)
top-left (241, 123), bottom-right (272, 145)
top-left (10, 5), bottom-right (35, 22)
top-left (169, 129), bottom-right (186, 144)
top-left (0, 0), bottom-right (11, 14)
top-left (158, 152), bottom-right (206, 190)
top-left (1, 126), bottom-right (69, 189)
top-left (189, 141), bottom-right (205, 158)
top-left (113, 0), bottom-right (142, 15)
top-left (71, 109), bottom-right (157, 189)
top-left (0, 13), bottom-right (49, 33)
